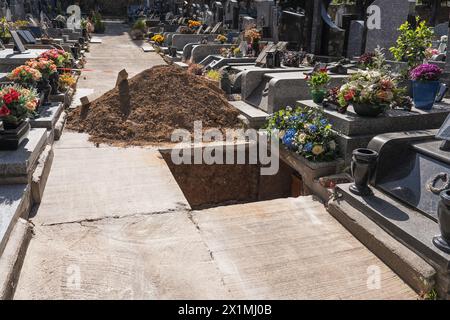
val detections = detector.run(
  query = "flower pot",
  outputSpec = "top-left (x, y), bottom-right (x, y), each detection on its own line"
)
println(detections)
top-left (350, 148), bottom-right (379, 196)
top-left (311, 88), bottom-right (327, 104)
top-left (0, 120), bottom-right (30, 150)
top-left (412, 80), bottom-right (440, 110)
top-left (433, 190), bottom-right (450, 254)
top-left (352, 103), bottom-right (386, 117)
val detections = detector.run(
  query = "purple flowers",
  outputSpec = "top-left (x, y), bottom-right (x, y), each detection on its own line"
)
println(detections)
top-left (410, 64), bottom-right (443, 81)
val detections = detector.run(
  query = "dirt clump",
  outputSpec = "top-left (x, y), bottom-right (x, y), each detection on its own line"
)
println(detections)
top-left (66, 65), bottom-right (241, 145)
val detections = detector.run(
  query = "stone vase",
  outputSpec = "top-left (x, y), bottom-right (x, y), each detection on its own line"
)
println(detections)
top-left (350, 148), bottom-right (379, 196)
top-left (311, 88), bottom-right (327, 104)
top-left (49, 72), bottom-right (60, 95)
top-left (37, 78), bottom-right (52, 106)
top-left (433, 190), bottom-right (450, 254)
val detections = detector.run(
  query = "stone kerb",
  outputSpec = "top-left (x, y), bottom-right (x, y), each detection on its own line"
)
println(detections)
top-left (190, 44), bottom-right (234, 63)
top-left (172, 34), bottom-right (216, 51)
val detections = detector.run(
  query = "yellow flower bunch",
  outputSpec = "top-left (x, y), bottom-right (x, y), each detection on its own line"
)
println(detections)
top-left (244, 28), bottom-right (261, 42)
top-left (188, 20), bottom-right (202, 29)
top-left (59, 73), bottom-right (77, 90)
top-left (216, 34), bottom-right (227, 43)
top-left (151, 34), bottom-right (164, 44)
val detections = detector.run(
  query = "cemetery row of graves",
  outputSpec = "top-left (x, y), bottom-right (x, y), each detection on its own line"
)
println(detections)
top-left (0, 0), bottom-right (450, 300)
top-left (0, 9), bottom-right (99, 298)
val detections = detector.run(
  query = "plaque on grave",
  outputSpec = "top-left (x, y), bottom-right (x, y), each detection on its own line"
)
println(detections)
top-left (10, 30), bottom-right (27, 54)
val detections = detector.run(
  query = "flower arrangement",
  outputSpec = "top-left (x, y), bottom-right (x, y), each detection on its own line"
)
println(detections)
top-left (151, 34), bottom-right (164, 45)
top-left (306, 69), bottom-right (330, 90)
top-left (26, 58), bottom-right (58, 79)
top-left (233, 47), bottom-right (242, 57)
top-left (0, 86), bottom-right (36, 126)
top-left (337, 70), bottom-right (400, 108)
top-left (206, 70), bottom-right (221, 82)
top-left (266, 106), bottom-right (338, 162)
top-left (8, 65), bottom-right (42, 86)
top-left (14, 20), bottom-right (29, 29)
top-left (58, 73), bottom-right (77, 91)
top-left (409, 64), bottom-right (443, 81)
top-left (216, 34), bottom-right (227, 44)
top-left (0, 17), bottom-right (11, 41)
top-left (245, 28), bottom-right (261, 43)
top-left (179, 26), bottom-right (194, 34)
top-left (425, 48), bottom-right (440, 60)
top-left (39, 49), bottom-right (72, 69)
top-left (188, 20), bottom-right (202, 29)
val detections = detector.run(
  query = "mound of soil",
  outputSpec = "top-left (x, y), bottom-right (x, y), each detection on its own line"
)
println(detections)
top-left (66, 65), bottom-right (241, 145)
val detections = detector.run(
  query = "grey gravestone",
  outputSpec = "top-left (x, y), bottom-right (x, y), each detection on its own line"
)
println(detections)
top-left (347, 20), bottom-right (365, 58)
top-left (365, 0), bottom-right (410, 56)
top-left (434, 22), bottom-right (448, 38)
top-left (10, 30), bottom-right (27, 54)
top-left (211, 22), bottom-right (222, 34)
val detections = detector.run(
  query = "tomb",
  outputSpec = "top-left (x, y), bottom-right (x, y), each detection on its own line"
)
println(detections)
top-left (30, 102), bottom-right (65, 144)
top-left (329, 117), bottom-right (450, 299)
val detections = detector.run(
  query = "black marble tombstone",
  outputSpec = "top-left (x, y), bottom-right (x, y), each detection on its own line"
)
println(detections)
top-left (11, 30), bottom-right (27, 54)
top-left (279, 10), bottom-right (305, 51)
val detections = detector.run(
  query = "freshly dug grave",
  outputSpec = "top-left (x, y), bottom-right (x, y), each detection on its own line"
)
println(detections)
top-left (66, 65), bottom-right (241, 145)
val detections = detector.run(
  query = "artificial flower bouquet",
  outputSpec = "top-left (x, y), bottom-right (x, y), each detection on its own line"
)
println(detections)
top-left (266, 106), bottom-right (338, 162)
top-left (8, 65), bottom-right (42, 87)
top-left (216, 34), bottom-right (227, 44)
top-left (188, 20), bottom-right (202, 29)
top-left (26, 58), bottom-right (58, 79)
top-left (0, 86), bottom-right (37, 127)
top-left (39, 49), bottom-right (72, 69)
top-left (58, 73), bottom-right (77, 91)
top-left (244, 28), bottom-right (261, 43)
top-left (151, 34), bottom-right (164, 45)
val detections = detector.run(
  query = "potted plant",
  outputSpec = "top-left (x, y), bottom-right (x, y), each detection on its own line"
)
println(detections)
top-left (8, 65), bottom-right (43, 89)
top-left (26, 58), bottom-right (59, 98)
top-left (132, 19), bottom-right (147, 39)
top-left (39, 49), bottom-right (72, 72)
top-left (0, 17), bottom-right (11, 44)
top-left (409, 63), bottom-right (443, 110)
top-left (337, 70), bottom-right (402, 117)
top-left (151, 34), bottom-right (164, 45)
top-left (306, 69), bottom-right (330, 104)
top-left (216, 34), bottom-right (227, 44)
top-left (0, 86), bottom-right (37, 150)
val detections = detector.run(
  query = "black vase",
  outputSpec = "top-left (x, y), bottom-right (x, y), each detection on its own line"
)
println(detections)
top-left (0, 120), bottom-right (30, 150)
top-left (433, 190), bottom-right (450, 254)
top-left (37, 78), bottom-right (52, 106)
top-left (350, 148), bottom-right (379, 196)
top-left (49, 72), bottom-right (60, 95)
top-left (252, 40), bottom-right (260, 57)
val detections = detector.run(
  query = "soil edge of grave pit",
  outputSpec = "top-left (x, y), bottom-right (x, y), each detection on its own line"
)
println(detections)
top-left (66, 65), bottom-right (242, 146)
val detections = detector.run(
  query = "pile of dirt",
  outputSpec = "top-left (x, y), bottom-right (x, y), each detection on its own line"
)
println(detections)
top-left (66, 65), bottom-right (241, 145)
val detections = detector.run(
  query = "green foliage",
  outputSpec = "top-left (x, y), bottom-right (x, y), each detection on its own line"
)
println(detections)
top-left (206, 70), bottom-right (221, 81)
top-left (424, 289), bottom-right (438, 300)
top-left (133, 19), bottom-right (147, 31)
top-left (389, 18), bottom-right (434, 68)
top-left (0, 17), bottom-right (11, 38)
top-left (93, 12), bottom-right (105, 33)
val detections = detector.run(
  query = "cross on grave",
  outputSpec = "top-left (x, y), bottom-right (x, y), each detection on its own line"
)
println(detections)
top-left (10, 30), bottom-right (27, 54)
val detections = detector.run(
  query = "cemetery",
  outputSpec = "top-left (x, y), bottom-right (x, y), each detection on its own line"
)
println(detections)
top-left (0, 0), bottom-right (450, 301)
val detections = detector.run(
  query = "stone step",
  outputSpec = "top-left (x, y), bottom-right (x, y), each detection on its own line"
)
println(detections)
top-left (0, 218), bottom-right (32, 300)
top-left (0, 184), bottom-right (31, 257)
top-left (229, 100), bottom-right (269, 129)
top-left (54, 111), bottom-right (67, 141)
top-left (328, 198), bottom-right (436, 297)
top-left (0, 128), bottom-right (48, 185)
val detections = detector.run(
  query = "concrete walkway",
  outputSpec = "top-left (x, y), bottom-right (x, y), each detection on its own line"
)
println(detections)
top-left (13, 23), bottom-right (418, 300)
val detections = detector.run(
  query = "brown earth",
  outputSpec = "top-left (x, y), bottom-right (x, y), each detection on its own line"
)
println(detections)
top-left (66, 65), bottom-right (241, 145)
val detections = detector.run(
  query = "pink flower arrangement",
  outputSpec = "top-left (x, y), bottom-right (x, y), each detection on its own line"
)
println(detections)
top-left (410, 64), bottom-right (443, 81)
top-left (26, 58), bottom-right (57, 78)
top-left (8, 65), bottom-right (42, 85)
top-left (39, 49), bottom-right (72, 68)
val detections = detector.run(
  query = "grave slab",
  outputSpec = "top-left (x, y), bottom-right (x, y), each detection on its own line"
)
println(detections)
top-left (30, 102), bottom-right (64, 131)
top-left (0, 128), bottom-right (48, 184)
top-left (0, 49), bottom-right (48, 65)
top-left (229, 100), bottom-right (269, 128)
top-left (0, 184), bottom-right (31, 257)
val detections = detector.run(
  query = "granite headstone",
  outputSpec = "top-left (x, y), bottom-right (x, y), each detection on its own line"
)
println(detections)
top-left (347, 20), bottom-right (365, 58)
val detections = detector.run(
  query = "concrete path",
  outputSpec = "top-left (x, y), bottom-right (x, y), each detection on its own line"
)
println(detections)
top-left (13, 23), bottom-right (418, 300)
